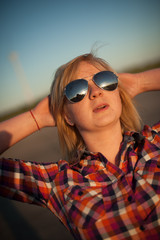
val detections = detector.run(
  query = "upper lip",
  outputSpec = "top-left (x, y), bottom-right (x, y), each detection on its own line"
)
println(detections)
top-left (93, 103), bottom-right (109, 112)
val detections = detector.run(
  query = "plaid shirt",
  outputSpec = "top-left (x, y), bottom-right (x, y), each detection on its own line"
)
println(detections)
top-left (0, 122), bottom-right (160, 239)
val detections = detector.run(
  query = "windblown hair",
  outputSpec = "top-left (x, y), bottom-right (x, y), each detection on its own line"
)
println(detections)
top-left (50, 53), bottom-right (141, 162)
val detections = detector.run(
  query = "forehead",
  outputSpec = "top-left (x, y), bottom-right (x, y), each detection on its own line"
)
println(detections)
top-left (74, 61), bottom-right (105, 79)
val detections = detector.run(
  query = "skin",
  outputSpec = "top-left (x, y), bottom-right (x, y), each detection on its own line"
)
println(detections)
top-left (0, 65), bottom-right (159, 160)
top-left (64, 62), bottom-right (123, 164)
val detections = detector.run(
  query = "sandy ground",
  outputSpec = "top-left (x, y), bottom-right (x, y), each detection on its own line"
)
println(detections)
top-left (0, 91), bottom-right (160, 240)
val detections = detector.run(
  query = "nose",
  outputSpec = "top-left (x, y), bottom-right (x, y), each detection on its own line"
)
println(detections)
top-left (88, 81), bottom-right (103, 100)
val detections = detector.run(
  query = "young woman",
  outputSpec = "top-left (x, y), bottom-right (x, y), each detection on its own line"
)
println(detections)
top-left (0, 53), bottom-right (160, 239)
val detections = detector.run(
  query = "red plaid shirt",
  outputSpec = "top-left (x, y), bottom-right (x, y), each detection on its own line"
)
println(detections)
top-left (0, 122), bottom-right (160, 239)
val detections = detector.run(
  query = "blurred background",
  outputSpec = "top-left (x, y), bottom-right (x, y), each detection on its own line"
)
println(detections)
top-left (0, 0), bottom-right (160, 239)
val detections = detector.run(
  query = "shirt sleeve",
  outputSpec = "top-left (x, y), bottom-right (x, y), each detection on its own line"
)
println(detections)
top-left (0, 157), bottom-right (59, 208)
top-left (142, 121), bottom-right (160, 148)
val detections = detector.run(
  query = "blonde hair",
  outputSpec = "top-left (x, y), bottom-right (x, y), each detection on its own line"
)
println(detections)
top-left (50, 53), bottom-right (141, 162)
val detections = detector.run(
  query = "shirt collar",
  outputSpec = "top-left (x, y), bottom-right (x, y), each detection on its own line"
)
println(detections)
top-left (70, 131), bottom-right (144, 169)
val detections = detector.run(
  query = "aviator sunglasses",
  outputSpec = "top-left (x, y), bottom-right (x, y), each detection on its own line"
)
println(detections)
top-left (64, 71), bottom-right (118, 103)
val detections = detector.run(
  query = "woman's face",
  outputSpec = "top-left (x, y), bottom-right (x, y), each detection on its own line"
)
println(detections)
top-left (64, 61), bottom-right (122, 134)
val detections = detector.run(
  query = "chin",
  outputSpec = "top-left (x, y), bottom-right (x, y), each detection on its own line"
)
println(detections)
top-left (95, 117), bottom-right (120, 129)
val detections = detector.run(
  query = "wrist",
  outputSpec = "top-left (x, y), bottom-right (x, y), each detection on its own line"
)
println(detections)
top-left (30, 110), bottom-right (40, 131)
top-left (139, 72), bottom-right (148, 93)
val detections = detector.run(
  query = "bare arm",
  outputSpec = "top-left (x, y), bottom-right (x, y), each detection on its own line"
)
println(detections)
top-left (118, 68), bottom-right (160, 98)
top-left (0, 96), bottom-right (55, 154)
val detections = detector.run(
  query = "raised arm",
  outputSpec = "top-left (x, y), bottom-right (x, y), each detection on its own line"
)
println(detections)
top-left (0, 96), bottom-right (55, 154)
top-left (118, 68), bottom-right (160, 98)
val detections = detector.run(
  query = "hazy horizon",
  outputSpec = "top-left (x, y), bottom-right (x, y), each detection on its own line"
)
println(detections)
top-left (1, 0), bottom-right (160, 115)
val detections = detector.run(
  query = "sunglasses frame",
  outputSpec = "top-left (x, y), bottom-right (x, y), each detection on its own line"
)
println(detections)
top-left (64, 71), bottom-right (118, 103)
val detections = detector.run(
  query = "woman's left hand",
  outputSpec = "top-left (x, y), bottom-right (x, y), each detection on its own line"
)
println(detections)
top-left (118, 72), bottom-right (140, 98)
top-left (118, 68), bottom-right (160, 98)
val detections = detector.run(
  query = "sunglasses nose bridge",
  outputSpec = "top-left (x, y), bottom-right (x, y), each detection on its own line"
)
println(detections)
top-left (88, 79), bottom-right (103, 99)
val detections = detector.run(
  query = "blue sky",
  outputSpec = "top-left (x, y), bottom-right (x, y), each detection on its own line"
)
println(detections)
top-left (0, 0), bottom-right (160, 115)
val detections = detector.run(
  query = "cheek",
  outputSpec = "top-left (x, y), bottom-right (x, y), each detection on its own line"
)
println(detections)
top-left (65, 101), bottom-right (89, 128)
top-left (64, 102), bottom-right (83, 123)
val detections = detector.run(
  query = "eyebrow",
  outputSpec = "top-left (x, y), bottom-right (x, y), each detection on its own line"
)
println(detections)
top-left (75, 73), bottom-right (96, 80)
top-left (83, 73), bottom-right (95, 79)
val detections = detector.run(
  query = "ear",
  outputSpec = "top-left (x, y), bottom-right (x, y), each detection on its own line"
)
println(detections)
top-left (64, 114), bottom-right (74, 126)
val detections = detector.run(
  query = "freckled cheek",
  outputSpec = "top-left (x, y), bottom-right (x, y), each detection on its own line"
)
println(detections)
top-left (65, 102), bottom-right (86, 123)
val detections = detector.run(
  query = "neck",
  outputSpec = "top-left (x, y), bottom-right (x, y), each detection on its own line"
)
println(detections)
top-left (81, 121), bottom-right (123, 165)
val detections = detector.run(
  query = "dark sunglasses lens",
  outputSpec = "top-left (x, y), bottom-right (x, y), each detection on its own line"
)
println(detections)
top-left (65, 79), bottom-right (88, 102)
top-left (94, 71), bottom-right (118, 91)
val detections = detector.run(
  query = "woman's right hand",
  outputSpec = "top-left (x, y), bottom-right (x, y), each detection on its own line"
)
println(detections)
top-left (0, 96), bottom-right (56, 154)
top-left (31, 96), bottom-right (56, 129)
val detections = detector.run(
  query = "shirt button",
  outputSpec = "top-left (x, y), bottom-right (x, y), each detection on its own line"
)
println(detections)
top-left (128, 196), bottom-right (132, 202)
top-left (78, 191), bottom-right (83, 196)
top-left (157, 163), bottom-right (160, 168)
top-left (139, 225), bottom-right (145, 231)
